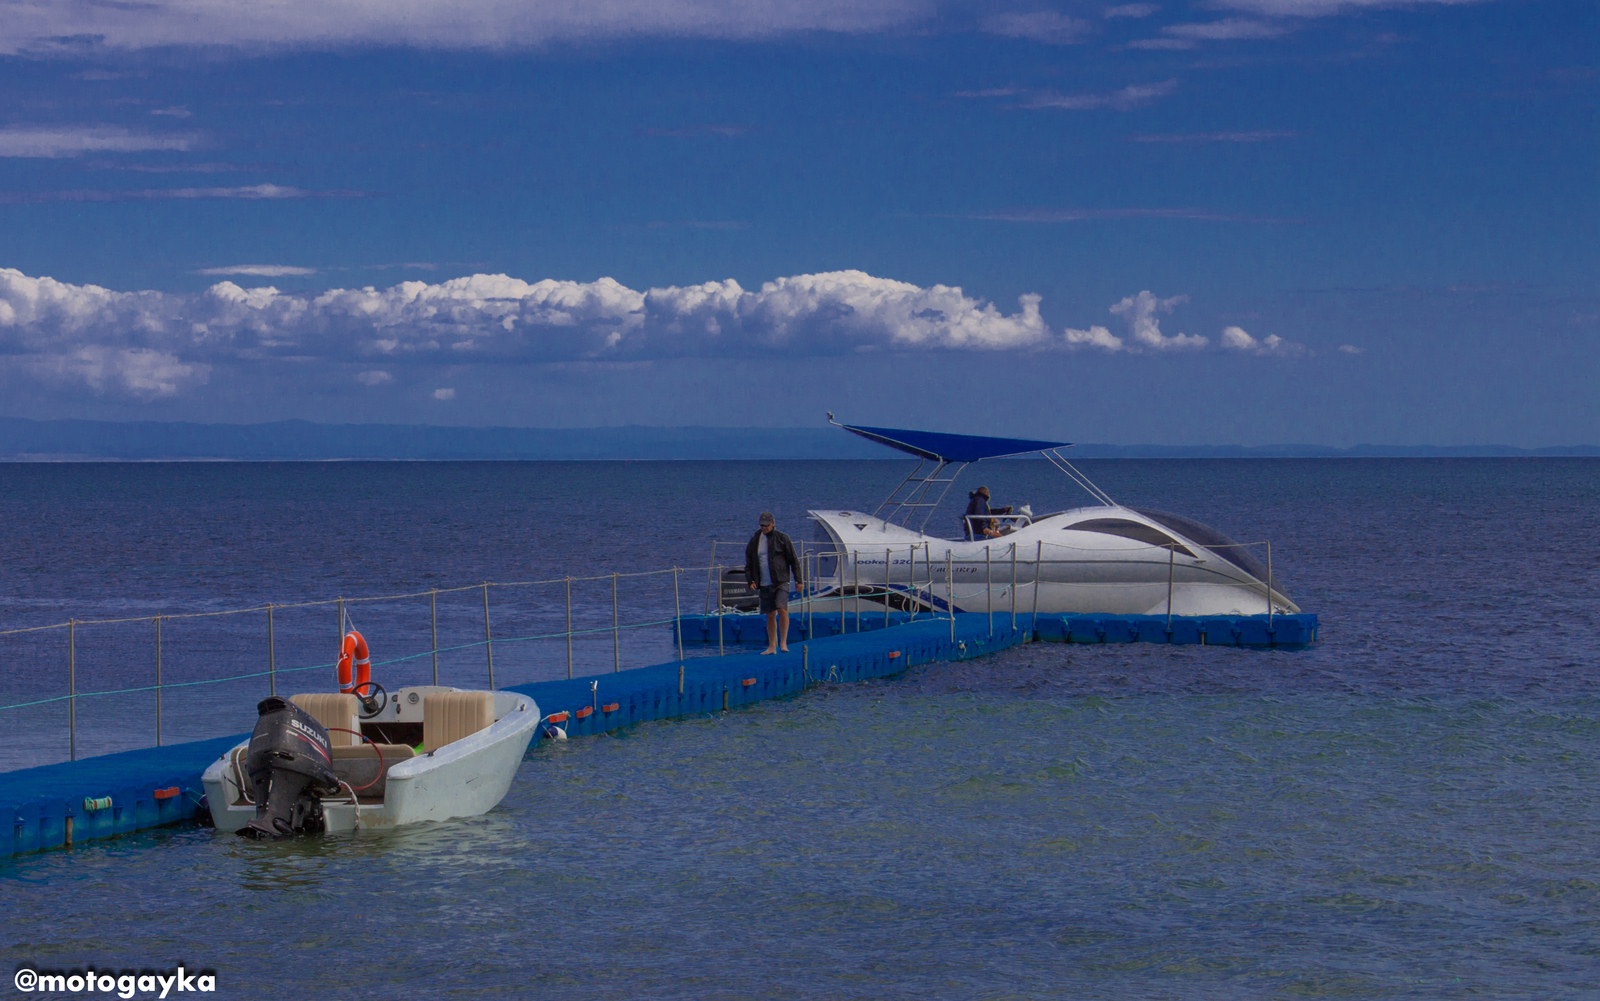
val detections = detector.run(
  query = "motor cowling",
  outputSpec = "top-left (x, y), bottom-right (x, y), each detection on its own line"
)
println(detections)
top-left (240, 696), bottom-right (341, 840)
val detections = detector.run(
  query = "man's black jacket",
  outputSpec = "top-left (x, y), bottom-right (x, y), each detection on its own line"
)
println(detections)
top-left (745, 528), bottom-right (803, 588)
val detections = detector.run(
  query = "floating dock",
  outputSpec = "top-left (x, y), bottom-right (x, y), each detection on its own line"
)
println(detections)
top-left (2, 610), bottom-right (1315, 857)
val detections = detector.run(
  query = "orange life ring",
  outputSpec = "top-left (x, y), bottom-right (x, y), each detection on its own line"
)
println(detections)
top-left (337, 630), bottom-right (371, 696)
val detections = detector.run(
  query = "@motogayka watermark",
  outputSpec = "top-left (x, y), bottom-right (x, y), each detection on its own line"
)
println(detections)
top-left (13, 967), bottom-right (216, 999)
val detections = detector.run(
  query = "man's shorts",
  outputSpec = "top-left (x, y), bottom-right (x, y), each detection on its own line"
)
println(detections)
top-left (758, 584), bottom-right (788, 614)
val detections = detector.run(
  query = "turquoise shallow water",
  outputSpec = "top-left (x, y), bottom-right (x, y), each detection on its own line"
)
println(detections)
top-left (2, 459), bottom-right (1598, 997)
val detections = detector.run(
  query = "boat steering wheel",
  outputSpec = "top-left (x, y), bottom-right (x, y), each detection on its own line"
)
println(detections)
top-left (353, 681), bottom-right (389, 719)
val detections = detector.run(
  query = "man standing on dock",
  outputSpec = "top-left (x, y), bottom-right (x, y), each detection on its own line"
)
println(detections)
top-left (747, 511), bottom-right (803, 655)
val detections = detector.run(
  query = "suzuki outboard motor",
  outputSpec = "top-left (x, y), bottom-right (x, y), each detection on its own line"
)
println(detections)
top-left (240, 696), bottom-right (341, 840)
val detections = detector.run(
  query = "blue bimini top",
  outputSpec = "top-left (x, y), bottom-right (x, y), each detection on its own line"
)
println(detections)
top-left (839, 423), bottom-right (1072, 463)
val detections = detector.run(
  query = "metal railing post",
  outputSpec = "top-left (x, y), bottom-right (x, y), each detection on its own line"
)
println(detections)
top-left (853, 548), bottom-right (860, 635)
top-left (430, 590), bottom-right (439, 686)
top-left (1010, 542), bottom-right (1017, 632)
top-left (337, 597), bottom-right (345, 642)
top-left (706, 542), bottom-right (717, 614)
top-left (1166, 545), bottom-right (1176, 631)
top-left (154, 615), bottom-right (163, 747)
top-left (482, 582), bottom-right (495, 690)
top-left (885, 547), bottom-right (891, 630)
top-left (1031, 540), bottom-right (1042, 638)
top-left (908, 545), bottom-right (917, 622)
top-left (717, 566), bottom-right (725, 656)
top-left (838, 551), bottom-right (846, 634)
top-left (673, 567), bottom-right (684, 663)
top-left (611, 573), bottom-right (620, 672)
top-left (986, 544), bottom-right (993, 637)
top-left (68, 618), bottom-right (76, 762)
top-left (947, 552), bottom-right (955, 643)
top-left (565, 577), bottom-right (573, 679)
top-left (267, 603), bottom-right (276, 697)
top-left (1267, 542), bottom-right (1274, 628)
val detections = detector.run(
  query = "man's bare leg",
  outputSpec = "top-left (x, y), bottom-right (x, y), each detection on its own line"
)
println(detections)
top-left (777, 607), bottom-right (790, 652)
top-left (762, 609), bottom-right (779, 654)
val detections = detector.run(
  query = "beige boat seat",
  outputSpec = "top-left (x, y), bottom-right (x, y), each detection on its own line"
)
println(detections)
top-left (328, 743), bottom-right (416, 797)
top-left (291, 693), bottom-right (361, 747)
top-left (424, 691), bottom-right (495, 751)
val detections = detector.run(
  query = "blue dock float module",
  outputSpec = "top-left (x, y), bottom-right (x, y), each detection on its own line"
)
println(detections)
top-left (1, 733), bottom-right (241, 857)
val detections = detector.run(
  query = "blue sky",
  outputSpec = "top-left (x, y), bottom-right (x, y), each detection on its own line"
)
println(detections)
top-left (0, 0), bottom-right (1594, 445)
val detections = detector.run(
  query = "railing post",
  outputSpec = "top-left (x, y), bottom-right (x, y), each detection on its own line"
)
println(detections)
top-left (430, 589), bottom-right (439, 686)
top-left (717, 566), bottom-right (725, 656)
top-left (68, 618), bottom-right (76, 762)
top-left (1010, 542), bottom-right (1017, 632)
top-left (565, 577), bottom-right (573, 680)
top-left (482, 582), bottom-right (495, 690)
top-left (885, 547), bottom-right (891, 630)
top-left (947, 552), bottom-right (955, 643)
top-left (986, 544), bottom-right (993, 637)
top-left (337, 597), bottom-right (345, 641)
top-left (154, 615), bottom-right (163, 747)
top-left (908, 545), bottom-right (917, 622)
top-left (611, 572), bottom-right (620, 673)
top-left (853, 548), bottom-right (860, 635)
top-left (1166, 545), bottom-right (1176, 632)
top-left (1031, 540), bottom-right (1042, 638)
top-left (1267, 542), bottom-right (1274, 628)
top-left (706, 542), bottom-right (717, 614)
top-left (267, 603), bottom-right (276, 697)
top-left (673, 567), bottom-right (684, 664)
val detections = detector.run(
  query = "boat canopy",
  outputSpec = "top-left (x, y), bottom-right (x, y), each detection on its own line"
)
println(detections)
top-left (838, 423), bottom-right (1072, 463)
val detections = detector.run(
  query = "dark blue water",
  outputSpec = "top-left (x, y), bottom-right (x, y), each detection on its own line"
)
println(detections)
top-left (3, 459), bottom-right (1598, 998)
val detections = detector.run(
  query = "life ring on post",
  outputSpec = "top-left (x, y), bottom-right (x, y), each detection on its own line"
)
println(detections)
top-left (338, 630), bottom-right (371, 697)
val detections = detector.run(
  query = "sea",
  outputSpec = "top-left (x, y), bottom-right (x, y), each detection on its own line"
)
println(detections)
top-left (1, 458), bottom-right (1596, 999)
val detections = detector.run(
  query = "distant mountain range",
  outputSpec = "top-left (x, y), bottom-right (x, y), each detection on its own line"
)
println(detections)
top-left (1, 418), bottom-right (1595, 461)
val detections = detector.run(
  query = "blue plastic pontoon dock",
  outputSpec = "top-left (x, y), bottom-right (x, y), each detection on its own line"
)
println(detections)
top-left (2, 609), bottom-right (1314, 857)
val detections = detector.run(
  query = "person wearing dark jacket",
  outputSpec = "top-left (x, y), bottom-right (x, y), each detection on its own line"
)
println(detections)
top-left (962, 486), bottom-right (1011, 539)
top-left (745, 512), bottom-right (803, 654)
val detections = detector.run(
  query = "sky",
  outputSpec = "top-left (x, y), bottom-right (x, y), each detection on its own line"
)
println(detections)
top-left (0, 0), bottom-right (1594, 446)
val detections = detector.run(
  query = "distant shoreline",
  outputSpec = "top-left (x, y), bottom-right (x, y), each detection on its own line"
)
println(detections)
top-left (1, 418), bottom-right (1595, 461)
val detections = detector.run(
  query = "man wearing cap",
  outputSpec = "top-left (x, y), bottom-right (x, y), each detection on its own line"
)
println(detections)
top-left (746, 512), bottom-right (803, 655)
top-left (963, 486), bottom-right (1011, 539)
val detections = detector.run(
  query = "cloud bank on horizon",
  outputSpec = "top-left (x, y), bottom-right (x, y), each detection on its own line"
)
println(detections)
top-left (0, 267), bottom-right (1306, 399)
top-left (0, 0), bottom-right (1488, 52)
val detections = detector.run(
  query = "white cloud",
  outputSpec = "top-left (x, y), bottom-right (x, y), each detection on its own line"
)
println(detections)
top-left (1129, 18), bottom-right (1289, 48)
top-left (1021, 80), bottom-right (1178, 111)
top-left (0, 0), bottom-right (934, 53)
top-left (1104, 3), bottom-right (1160, 17)
top-left (30, 347), bottom-right (209, 399)
top-left (150, 106), bottom-right (192, 118)
top-left (1064, 325), bottom-right (1125, 351)
top-left (1221, 325), bottom-right (1307, 356)
top-left (1108, 291), bottom-right (1208, 350)
top-left (1338, 343), bottom-right (1365, 354)
top-left (196, 265), bottom-right (317, 276)
top-left (981, 11), bottom-right (1093, 44)
top-left (0, 184), bottom-right (367, 204)
top-left (0, 125), bottom-right (194, 158)
top-left (1209, 0), bottom-right (1479, 16)
top-left (356, 369), bottom-right (393, 385)
top-left (433, 387), bottom-right (456, 400)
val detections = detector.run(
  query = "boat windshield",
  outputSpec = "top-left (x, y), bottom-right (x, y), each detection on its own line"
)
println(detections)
top-left (1133, 508), bottom-right (1277, 586)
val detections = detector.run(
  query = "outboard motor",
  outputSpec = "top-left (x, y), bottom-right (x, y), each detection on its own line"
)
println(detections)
top-left (240, 696), bottom-right (341, 840)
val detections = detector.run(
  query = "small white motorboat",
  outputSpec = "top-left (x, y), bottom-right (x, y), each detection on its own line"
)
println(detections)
top-left (203, 679), bottom-right (539, 838)
top-left (801, 416), bottom-right (1300, 619)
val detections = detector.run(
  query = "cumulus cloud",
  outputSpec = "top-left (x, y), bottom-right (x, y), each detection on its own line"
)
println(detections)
top-left (1338, 344), bottom-right (1365, 354)
top-left (196, 265), bottom-right (317, 277)
top-left (1109, 292), bottom-right (1208, 350)
top-left (1021, 80), bottom-right (1178, 111)
top-left (0, 267), bottom-right (1055, 398)
top-left (1220, 325), bottom-right (1306, 356)
top-left (0, 0), bottom-right (933, 53)
top-left (0, 125), bottom-right (194, 158)
top-left (1129, 130), bottom-right (1298, 143)
top-left (356, 370), bottom-right (393, 385)
top-left (981, 11), bottom-right (1093, 44)
top-left (433, 387), bottom-right (456, 400)
top-left (0, 184), bottom-right (369, 204)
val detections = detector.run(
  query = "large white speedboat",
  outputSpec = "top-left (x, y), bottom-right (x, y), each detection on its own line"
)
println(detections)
top-left (802, 417), bottom-right (1298, 619)
top-left (203, 684), bottom-right (538, 837)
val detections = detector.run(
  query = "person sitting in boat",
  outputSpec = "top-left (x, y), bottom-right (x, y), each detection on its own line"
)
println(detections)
top-left (962, 486), bottom-right (1012, 539)
top-left (981, 518), bottom-right (1004, 540)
